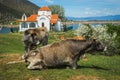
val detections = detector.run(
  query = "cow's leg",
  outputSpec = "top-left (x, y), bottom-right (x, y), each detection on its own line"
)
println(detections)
top-left (69, 60), bottom-right (78, 69)
top-left (68, 57), bottom-right (78, 70)
top-left (27, 62), bottom-right (43, 70)
top-left (64, 57), bottom-right (78, 69)
top-left (41, 34), bottom-right (48, 46)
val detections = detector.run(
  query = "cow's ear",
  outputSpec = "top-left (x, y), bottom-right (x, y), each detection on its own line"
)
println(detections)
top-left (93, 39), bottom-right (96, 42)
top-left (92, 37), bottom-right (97, 42)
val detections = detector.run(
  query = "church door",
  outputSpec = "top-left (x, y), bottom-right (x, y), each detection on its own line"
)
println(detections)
top-left (42, 22), bottom-right (44, 27)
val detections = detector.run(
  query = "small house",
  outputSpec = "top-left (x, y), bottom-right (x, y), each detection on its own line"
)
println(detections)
top-left (18, 6), bottom-right (62, 31)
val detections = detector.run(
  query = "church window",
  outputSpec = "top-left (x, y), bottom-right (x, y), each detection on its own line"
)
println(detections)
top-left (40, 17), bottom-right (46, 20)
top-left (29, 22), bottom-right (36, 28)
top-left (21, 22), bottom-right (27, 28)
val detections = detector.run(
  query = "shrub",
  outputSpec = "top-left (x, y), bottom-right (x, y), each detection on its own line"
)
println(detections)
top-left (106, 24), bottom-right (120, 55)
top-left (75, 24), bottom-right (94, 39)
top-left (75, 24), bottom-right (119, 55)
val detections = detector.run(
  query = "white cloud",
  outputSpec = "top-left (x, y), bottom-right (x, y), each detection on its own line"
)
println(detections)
top-left (66, 7), bottom-right (120, 17)
top-left (79, 8), bottom-right (120, 17)
top-left (44, 0), bottom-right (54, 3)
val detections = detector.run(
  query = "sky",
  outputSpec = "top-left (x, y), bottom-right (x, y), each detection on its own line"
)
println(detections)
top-left (29, 0), bottom-right (120, 18)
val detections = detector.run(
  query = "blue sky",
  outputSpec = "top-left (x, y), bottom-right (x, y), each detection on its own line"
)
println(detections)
top-left (29, 0), bottom-right (120, 17)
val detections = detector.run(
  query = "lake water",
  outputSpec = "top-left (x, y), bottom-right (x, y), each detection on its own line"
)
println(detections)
top-left (0, 24), bottom-right (102, 33)
top-left (66, 23), bottom-right (103, 30)
top-left (66, 24), bottom-right (84, 30)
top-left (0, 27), bottom-right (19, 34)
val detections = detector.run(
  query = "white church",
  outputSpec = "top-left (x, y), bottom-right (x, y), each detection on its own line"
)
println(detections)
top-left (18, 6), bottom-right (62, 31)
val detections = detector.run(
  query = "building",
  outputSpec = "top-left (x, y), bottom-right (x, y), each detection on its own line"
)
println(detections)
top-left (18, 6), bottom-right (62, 31)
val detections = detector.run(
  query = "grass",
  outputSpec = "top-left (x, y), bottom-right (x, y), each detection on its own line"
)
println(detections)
top-left (0, 33), bottom-right (24, 54)
top-left (0, 30), bottom-right (120, 80)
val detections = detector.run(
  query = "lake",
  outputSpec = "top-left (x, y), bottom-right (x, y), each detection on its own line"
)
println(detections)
top-left (66, 23), bottom-right (103, 31)
top-left (0, 27), bottom-right (19, 34)
top-left (0, 24), bottom-right (103, 34)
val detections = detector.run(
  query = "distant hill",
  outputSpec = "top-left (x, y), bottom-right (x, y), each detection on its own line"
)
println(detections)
top-left (67, 15), bottom-right (120, 21)
top-left (0, 0), bottom-right (39, 24)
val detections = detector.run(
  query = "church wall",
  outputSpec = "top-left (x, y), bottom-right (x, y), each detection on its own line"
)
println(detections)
top-left (19, 22), bottom-right (38, 31)
top-left (37, 16), bottom-right (50, 31)
top-left (38, 11), bottom-right (51, 16)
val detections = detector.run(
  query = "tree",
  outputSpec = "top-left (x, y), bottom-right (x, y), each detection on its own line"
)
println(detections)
top-left (75, 24), bottom-right (119, 56)
top-left (75, 24), bottom-right (94, 40)
top-left (106, 24), bottom-right (120, 55)
top-left (48, 5), bottom-right (66, 21)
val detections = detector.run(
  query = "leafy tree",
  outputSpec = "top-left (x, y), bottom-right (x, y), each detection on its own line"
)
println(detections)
top-left (48, 5), bottom-right (66, 21)
top-left (106, 24), bottom-right (120, 55)
top-left (75, 24), bottom-right (120, 56)
top-left (76, 24), bottom-right (94, 40)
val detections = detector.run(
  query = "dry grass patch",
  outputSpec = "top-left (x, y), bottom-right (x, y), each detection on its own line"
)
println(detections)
top-left (0, 53), bottom-right (23, 64)
top-left (68, 75), bottom-right (105, 80)
top-left (28, 76), bottom-right (46, 80)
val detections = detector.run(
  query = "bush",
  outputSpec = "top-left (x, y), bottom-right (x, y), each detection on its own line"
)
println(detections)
top-left (75, 24), bottom-right (120, 55)
top-left (75, 24), bottom-right (94, 39)
top-left (106, 24), bottom-right (120, 55)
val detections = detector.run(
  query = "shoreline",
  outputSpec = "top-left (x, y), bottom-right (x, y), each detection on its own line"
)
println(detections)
top-left (62, 20), bottom-right (120, 25)
top-left (0, 25), bottom-right (19, 28)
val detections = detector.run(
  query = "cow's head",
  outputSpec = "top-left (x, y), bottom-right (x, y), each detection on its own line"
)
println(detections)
top-left (86, 39), bottom-right (107, 53)
top-left (92, 39), bottom-right (105, 51)
top-left (22, 50), bottom-right (41, 62)
top-left (23, 28), bottom-right (49, 53)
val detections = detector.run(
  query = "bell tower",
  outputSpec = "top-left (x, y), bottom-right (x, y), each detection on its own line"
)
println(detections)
top-left (22, 13), bottom-right (27, 21)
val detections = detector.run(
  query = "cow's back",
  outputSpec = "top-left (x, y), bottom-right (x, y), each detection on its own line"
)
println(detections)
top-left (39, 39), bottom-right (86, 66)
top-left (39, 41), bottom-right (71, 66)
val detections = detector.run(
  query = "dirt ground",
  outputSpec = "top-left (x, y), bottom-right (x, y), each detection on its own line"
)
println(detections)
top-left (68, 75), bottom-right (105, 80)
top-left (28, 75), bottom-right (104, 80)
top-left (0, 54), bottom-right (105, 80)
top-left (0, 53), bottom-right (88, 64)
top-left (0, 53), bottom-right (23, 64)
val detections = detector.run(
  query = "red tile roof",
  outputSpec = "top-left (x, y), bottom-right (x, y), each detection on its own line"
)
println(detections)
top-left (18, 14), bottom-right (59, 24)
top-left (38, 6), bottom-right (51, 11)
top-left (51, 14), bottom-right (58, 24)
top-left (26, 14), bottom-right (37, 22)
top-left (18, 14), bottom-right (37, 22)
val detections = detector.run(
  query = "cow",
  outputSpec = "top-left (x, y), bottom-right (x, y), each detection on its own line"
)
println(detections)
top-left (22, 27), bottom-right (48, 53)
top-left (23, 39), bottom-right (105, 70)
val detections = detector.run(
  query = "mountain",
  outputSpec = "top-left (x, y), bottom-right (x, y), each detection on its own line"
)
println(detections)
top-left (67, 15), bottom-right (120, 21)
top-left (0, 0), bottom-right (39, 24)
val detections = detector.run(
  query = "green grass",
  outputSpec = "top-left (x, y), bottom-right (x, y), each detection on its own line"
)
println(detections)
top-left (0, 55), bottom-right (120, 80)
top-left (0, 31), bottom-right (120, 80)
top-left (0, 33), bottom-right (24, 54)
top-left (0, 31), bottom-right (75, 54)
